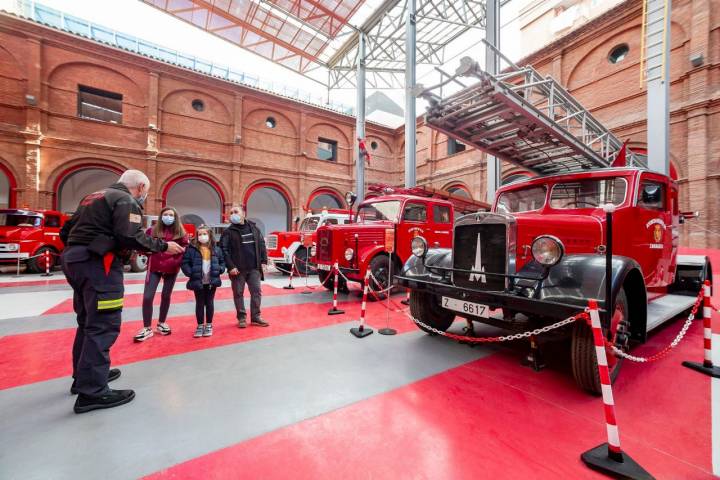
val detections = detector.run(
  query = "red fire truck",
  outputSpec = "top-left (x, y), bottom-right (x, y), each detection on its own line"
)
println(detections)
top-left (0, 208), bottom-right (69, 273)
top-left (397, 55), bottom-right (712, 394)
top-left (314, 186), bottom-right (489, 295)
top-left (266, 209), bottom-right (352, 275)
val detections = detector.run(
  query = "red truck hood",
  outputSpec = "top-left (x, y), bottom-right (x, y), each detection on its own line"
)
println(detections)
top-left (0, 226), bottom-right (42, 242)
top-left (514, 212), bottom-right (603, 258)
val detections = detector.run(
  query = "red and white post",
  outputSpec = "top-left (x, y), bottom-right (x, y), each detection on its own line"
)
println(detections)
top-left (350, 270), bottom-right (373, 338)
top-left (283, 256), bottom-right (296, 290)
top-left (328, 262), bottom-right (345, 315)
top-left (682, 280), bottom-right (719, 378)
top-left (42, 250), bottom-right (52, 277)
top-left (581, 300), bottom-right (652, 480)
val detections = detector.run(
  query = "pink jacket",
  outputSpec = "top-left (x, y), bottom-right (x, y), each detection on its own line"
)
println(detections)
top-left (145, 227), bottom-right (189, 274)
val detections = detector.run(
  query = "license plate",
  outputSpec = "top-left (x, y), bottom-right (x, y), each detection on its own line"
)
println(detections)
top-left (441, 297), bottom-right (489, 318)
top-left (317, 263), bottom-right (332, 271)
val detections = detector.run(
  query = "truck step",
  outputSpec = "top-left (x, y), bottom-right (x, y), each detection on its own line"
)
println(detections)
top-left (646, 294), bottom-right (697, 332)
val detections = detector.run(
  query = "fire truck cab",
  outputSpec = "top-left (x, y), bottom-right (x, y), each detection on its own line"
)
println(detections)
top-left (0, 208), bottom-right (69, 273)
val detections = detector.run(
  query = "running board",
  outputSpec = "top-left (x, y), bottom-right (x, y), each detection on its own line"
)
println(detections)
top-left (646, 294), bottom-right (697, 332)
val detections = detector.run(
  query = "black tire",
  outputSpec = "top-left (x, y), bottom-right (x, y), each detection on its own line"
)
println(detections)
top-left (410, 290), bottom-right (455, 335)
top-left (318, 269), bottom-right (341, 291)
top-left (571, 288), bottom-right (630, 395)
top-left (367, 254), bottom-right (394, 301)
top-left (129, 252), bottom-right (148, 273)
top-left (27, 246), bottom-right (56, 274)
top-left (293, 248), bottom-right (314, 276)
top-left (276, 263), bottom-right (292, 276)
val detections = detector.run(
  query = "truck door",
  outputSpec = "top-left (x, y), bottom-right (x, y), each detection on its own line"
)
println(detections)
top-left (429, 203), bottom-right (453, 249)
top-left (43, 214), bottom-right (62, 251)
top-left (633, 174), bottom-right (673, 287)
top-left (397, 201), bottom-right (428, 260)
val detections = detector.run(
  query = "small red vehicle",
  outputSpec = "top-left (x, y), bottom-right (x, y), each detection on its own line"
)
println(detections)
top-left (266, 209), bottom-right (352, 275)
top-left (0, 208), bottom-right (69, 273)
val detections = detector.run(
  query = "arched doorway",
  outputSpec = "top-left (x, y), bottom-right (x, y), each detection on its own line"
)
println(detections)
top-left (164, 177), bottom-right (223, 226)
top-left (0, 163), bottom-right (15, 209)
top-left (307, 189), bottom-right (344, 210)
top-left (56, 166), bottom-right (121, 213)
top-left (446, 184), bottom-right (472, 199)
top-left (245, 184), bottom-right (290, 236)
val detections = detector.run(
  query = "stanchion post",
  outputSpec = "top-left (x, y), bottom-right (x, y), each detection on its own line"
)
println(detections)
top-left (604, 204), bottom-right (614, 328)
top-left (401, 288), bottom-right (410, 306)
top-left (300, 255), bottom-right (312, 295)
top-left (283, 256), bottom-right (295, 290)
top-left (14, 255), bottom-right (21, 278)
top-left (350, 270), bottom-right (373, 338)
top-left (682, 280), bottom-right (720, 378)
top-left (581, 300), bottom-right (653, 480)
top-left (328, 262), bottom-right (345, 315)
top-left (42, 250), bottom-right (53, 277)
top-left (379, 254), bottom-right (397, 336)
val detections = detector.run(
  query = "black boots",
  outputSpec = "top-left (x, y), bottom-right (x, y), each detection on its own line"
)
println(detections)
top-left (74, 389), bottom-right (135, 414)
top-left (70, 368), bottom-right (121, 395)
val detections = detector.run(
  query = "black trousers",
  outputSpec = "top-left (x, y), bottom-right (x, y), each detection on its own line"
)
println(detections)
top-left (142, 271), bottom-right (177, 328)
top-left (61, 246), bottom-right (124, 396)
top-left (194, 285), bottom-right (216, 325)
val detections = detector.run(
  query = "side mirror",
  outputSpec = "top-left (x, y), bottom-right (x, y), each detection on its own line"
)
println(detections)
top-left (345, 191), bottom-right (357, 208)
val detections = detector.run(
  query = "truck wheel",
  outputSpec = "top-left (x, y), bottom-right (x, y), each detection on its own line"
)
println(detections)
top-left (293, 248), bottom-right (313, 276)
top-left (368, 255), bottom-right (393, 301)
top-left (571, 288), bottom-right (630, 395)
top-left (27, 247), bottom-right (56, 274)
top-left (410, 290), bottom-right (455, 335)
top-left (276, 263), bottom-right (292, 276)
top-left (318, 269), bottom-right (342, 291)
top-left (129, 252), bottom-right (148, 273)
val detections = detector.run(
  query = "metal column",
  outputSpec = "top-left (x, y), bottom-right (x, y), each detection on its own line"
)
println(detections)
top-left (644, 0), bottom-right (671, 175)
top-left (404, 0), bottom-right (417, 187)
top-left (485, 0), bottom-right (501, 202)
top-left (356, 32), bottom-right (366, 203)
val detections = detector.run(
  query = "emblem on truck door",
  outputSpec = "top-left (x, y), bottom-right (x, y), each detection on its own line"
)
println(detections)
top-left (469, 234), bottom-right (487, 283)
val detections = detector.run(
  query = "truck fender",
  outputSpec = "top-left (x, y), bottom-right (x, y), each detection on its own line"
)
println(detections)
top-left (400, 248), bottom-right (453, 283)
top-left (286, 241), bottom-right (303, 259)
top-left (518, 254), bottom-right (648, 341)
top-left (359, 245), bottom-right (388, 275)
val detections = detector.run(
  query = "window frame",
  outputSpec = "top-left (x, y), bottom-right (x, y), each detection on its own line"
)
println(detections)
top-left (432, 204), bottom-right (452, 224)
top-left (77, 85), bottom-right (123, 124)
top-left (549, 177), bottom-right (628, 210)
top-left (447, 138), bottom-right (467, 156)
top-left (317, 137), bottom-right (338, 162)
top-left (637, 180), bottom-right (666, 211)
top-left (402, 202), bottom-right (428, 223)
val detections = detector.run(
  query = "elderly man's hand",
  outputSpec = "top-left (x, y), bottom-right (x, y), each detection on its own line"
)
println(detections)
top-left (261, 263), bottom-right (268, 273)
top-left (166, 241), bottom-right (185, 255)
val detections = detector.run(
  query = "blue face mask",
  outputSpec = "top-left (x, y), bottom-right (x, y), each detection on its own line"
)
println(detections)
top-left (230, 214), bottom-right (243, 224)
top-left (161, 215), bottom-right (175, 226)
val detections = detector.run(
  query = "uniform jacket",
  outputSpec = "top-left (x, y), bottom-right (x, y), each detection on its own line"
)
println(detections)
top-left (145, 227), bottom-right (189, 275)
top-left (220, 220), bottom-right (267, 278)
top-left (60, 183), bottom-right (166, 255)
top-left (181, 243), bottom-right (226, 290)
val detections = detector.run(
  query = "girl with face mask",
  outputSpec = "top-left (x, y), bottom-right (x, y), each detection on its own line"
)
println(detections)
top-left (181, 226), bottom-right (226, 337)
top-left (134, 207), bottom-right (189, 343)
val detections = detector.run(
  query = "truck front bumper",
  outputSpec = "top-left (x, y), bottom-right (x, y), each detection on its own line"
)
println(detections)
top-left (394, 274), bottom-right (588, 322)
top-left (0, 252), bottom-right (29, 260)
top-left (315, 262), bottom-right (361, 280)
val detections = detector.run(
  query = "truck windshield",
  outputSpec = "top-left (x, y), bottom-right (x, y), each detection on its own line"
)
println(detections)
top-left (0, 213), bottom-right (42, 227)
top-left (550, 178), bottom-right (627, 209)
top-left (299, 217), bottom-right (320, 232)
top-left (357, 201), bottom-right (401, 223)
top-left (496, 187), bottom-right (547, 213)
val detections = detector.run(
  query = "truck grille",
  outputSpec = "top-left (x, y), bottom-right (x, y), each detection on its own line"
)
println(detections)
top-left (453, 223), bottom-right (507, 291)
top-left (317, 229), bottom-right (332, 262)
top-left (266, 235), bottom-right (278, 250)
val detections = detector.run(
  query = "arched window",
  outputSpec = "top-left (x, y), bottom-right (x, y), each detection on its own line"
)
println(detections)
top-left (446, 185), bottom-right (472, 199)
top-left (56, 166), bottom-right (121, 213)
top-left (245, 184), bottom-right (291, 236)
top-left (164, 177), bottom-right (224, 226)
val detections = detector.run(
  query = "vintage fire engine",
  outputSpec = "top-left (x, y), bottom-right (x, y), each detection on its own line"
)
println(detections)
top-left (314, 186), bottom-right (489, 295)
top-left (266, 209), bottom-right (352, 275)
top-left (396, 55), bottom-right (712, 394)
top-left (0, 208), bottom-right (69, 273)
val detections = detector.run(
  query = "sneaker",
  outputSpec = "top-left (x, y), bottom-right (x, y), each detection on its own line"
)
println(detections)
top-left (133, 327), bottom-right (153, 342)
top-left (238, 318), bottom-right (247, 329)
top-left (194, 325), bottom-right (204, 338)
top-left (156, 323), bottom-right (171, 335)
top-left (251, 318), bottom-right (269, 327)
top-left (74, 389), bottom-right (135, 414)
top-left (70, 368), bottom-right (121, 395)
top-left (203, 324), bottom-right (213, 337)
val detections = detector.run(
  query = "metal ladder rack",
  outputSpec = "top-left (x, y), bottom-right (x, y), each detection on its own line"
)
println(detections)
top-left (414, 43), bottom-right (647, 176)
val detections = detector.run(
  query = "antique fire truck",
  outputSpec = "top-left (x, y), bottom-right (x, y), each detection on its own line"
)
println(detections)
top-left (0, 208), bottom-right (69, 273)
top-left (266, 209), bottom-right (352, 275)
top-left (314, 186), bottom-right (489, 295)
top-left (396, 55), bottom-right (711, 394)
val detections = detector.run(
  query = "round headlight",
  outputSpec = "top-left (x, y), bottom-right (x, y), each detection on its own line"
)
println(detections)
top-left (531, 235), bottom-right (564, 266)
top-left (310, 245), bottom-right (316, 257)
top-left (411, 236), bottom-right (428, 257)
top-left (344, 248), bottom-right (354, 261)
top-left (7, 243), bottom-right (19, 251)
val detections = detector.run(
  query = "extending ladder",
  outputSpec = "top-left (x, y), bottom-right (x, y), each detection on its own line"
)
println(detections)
top-left (414, 43), bottom-right (647, 176)
top-left (640, 0), bottom-right (671, 85)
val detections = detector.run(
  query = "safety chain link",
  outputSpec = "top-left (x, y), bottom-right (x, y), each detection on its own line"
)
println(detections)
top-left (609, 289), bottom-right (705, 363)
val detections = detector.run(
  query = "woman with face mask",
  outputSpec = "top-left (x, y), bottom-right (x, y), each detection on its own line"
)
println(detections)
top-left (181, 226), bottom-right (226, 337)
top-left (134, 207), bottom-right (189, 342)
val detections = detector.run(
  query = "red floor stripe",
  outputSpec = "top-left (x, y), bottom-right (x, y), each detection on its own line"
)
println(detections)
top-left (0, 278), bottom-right (148, 289)
top-left (144, 316), bottom-right (714, 480)
top-left (42, 284), bottom-right (294, 315)
top-left (0, 297), bottom-right (409, 390)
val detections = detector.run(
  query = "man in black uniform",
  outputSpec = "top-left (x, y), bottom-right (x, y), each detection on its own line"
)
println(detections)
top-left (60, 169), bottom-right (185, 414)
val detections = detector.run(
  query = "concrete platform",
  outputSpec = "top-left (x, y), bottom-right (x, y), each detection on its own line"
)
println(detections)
top-left (0, 249), bottom-right (717, 479)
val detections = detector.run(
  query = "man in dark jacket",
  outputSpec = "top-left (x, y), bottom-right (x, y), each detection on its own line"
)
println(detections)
top-left (60, 169), bottom-right (185, 413)
top-left (220, 205), bottom-right (269, 328)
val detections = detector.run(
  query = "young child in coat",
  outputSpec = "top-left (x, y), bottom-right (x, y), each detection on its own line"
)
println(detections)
top-left (181, 226), bottom-right (225, 337)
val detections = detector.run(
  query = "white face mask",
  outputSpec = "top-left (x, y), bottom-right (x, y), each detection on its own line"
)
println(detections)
top-left (198, 234), bottom-right (210, 244)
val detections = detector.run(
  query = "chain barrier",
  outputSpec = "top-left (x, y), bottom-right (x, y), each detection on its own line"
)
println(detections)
top-left (610, 289), bottom-right (705, 363)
